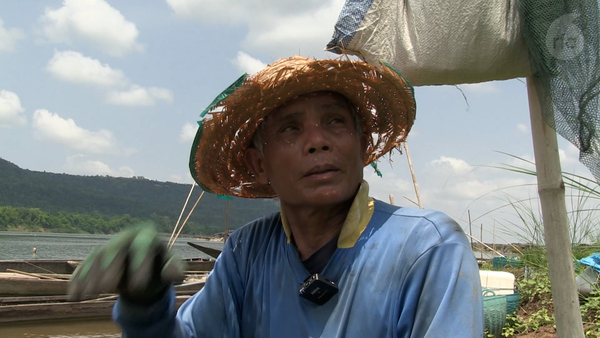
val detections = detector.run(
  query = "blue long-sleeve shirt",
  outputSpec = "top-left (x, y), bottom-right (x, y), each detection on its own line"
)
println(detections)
top-left (114, 196), bottom-right (483, 337)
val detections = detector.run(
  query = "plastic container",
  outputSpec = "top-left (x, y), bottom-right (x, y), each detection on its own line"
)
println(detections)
top-left (505, 291), bottom-right (520, 314)
top-left (480, 270), bottom-right (515, 295)
top-left (492, 256), bottom-right (523, 269)
top-left (483, 289), bottom-right (507, 338)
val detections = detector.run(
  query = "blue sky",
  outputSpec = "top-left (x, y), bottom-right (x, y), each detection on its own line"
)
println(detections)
top-left (0, 0), bottom-right (594, 243)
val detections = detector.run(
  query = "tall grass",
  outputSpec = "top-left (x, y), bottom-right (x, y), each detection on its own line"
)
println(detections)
top-left (488, 152), bottom-right (600, 247)
top-left (482, 154), bottom-right (600, 337)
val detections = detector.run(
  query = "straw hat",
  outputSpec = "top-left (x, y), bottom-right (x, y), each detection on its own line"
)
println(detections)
top-left (189, 56), bottom-right (416, 198)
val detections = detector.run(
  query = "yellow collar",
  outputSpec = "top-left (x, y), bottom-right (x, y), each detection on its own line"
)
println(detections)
top-left (280, 180), bottom-right (374, 248)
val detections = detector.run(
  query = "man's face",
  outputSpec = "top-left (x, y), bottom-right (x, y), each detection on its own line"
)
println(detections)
top-left (246, 92), bottom-right (366, 208)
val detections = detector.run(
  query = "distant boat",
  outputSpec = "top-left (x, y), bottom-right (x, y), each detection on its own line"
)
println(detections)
top-left (187, 241), bottom-right (222, 259)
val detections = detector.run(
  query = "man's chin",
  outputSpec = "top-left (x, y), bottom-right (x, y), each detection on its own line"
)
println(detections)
top-left (304, 189), bottom-right (355, 207)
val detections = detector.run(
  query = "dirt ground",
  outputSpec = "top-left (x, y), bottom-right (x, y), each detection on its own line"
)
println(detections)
top-left (514, 326), bottom-right (556, 337)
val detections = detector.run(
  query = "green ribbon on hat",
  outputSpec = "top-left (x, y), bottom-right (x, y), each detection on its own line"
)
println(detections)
top-left (199, 73), bottom-right (247, 118)
top-left (370, 162), bottom-right (382, 177)
top-left (190, 73), bottom-right (248, 195)
top-left (381, 61), bottom-right (415, 96)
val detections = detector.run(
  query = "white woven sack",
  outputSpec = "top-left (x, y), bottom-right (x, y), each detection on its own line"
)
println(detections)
top-left (327, 0), bottom-right (532, 86)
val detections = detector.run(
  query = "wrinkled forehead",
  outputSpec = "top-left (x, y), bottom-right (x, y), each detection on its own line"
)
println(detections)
top-left (265, 90), bottom-right (355, 122)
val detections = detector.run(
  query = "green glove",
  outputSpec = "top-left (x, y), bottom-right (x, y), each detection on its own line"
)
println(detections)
top-left (67, 224), bottom-right (185, 304)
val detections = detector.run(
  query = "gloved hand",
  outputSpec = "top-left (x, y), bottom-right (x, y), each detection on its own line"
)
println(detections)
top-left (67, 224), bottom-right (185, 305)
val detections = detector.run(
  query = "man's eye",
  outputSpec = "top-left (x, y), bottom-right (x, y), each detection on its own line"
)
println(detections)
top-left (280, 124), bottom-right (298, 133)
top-left (329, 117), bottom-right (347, 125)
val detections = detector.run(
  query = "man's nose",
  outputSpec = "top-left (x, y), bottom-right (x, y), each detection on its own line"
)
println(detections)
top-left (304, 124), bottom-right (331, 154)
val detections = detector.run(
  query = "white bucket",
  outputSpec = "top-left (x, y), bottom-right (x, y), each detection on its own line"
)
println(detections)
top-left (480, 270), bottom-right (515, 295)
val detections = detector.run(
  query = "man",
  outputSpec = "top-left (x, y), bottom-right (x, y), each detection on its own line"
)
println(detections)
top-left (68, 56), bottom-right (483, 337)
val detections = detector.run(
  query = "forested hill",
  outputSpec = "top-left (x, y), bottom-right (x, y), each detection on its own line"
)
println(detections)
top-left (0, 158), bottom-right (279, 235)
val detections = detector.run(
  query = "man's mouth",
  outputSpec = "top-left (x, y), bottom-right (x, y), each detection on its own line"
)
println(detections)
top-left (305, 165), bottom-right (339, 177)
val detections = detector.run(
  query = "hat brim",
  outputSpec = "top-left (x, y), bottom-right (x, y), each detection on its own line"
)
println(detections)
top-left (190, 56), bottom-right (416, 198)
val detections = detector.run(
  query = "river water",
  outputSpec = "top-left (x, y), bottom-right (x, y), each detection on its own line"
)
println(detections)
top-left (0, 231), bottom-right (224, 338)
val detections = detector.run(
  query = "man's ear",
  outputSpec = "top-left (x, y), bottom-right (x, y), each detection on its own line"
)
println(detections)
top-left (244, 148), bottom-right (269, 185)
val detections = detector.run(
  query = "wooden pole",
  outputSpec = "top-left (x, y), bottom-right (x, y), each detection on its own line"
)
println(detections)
top-left (170, 184), bottom-right (195, 245)
top-left (480, 223), bottom-right (483, 261)
top-left (464, 234), bottom-right (505, 258)
top-left (527, 77), bottom-right (584, 338)
top-left (403, 142), bottom-right (423, 208)
top-left (224, 200), bottom-right (230, 243)
top-left (6, 269), bottom-right (65, 281)
top-left (492, 221), bottom-right (496, 248)
top-left (168, 191), bottom-right (205, 249)
top-left (468, 210), bottom-right (474, 251)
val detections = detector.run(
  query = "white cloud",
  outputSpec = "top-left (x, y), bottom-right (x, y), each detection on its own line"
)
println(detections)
top-left (516, 123), bottom-right (529, 134)
top-left (0, 90), bottom-right (27, 128)
top-left (180, 122), bottom-right (197, 143)
top-left (148, 87), bottom-right (174, 102)
top-left (0, 19), bottom-right (25, 52)
top-left (39, 0), bottom-right (143, 57)
top-left (65, 154), bottom-right (135, 177)
top-left (428, 156), bottom-right (472, 176)
top-left (47, 50), bottom-right (173, 107)
top-left (167, 0), bottom-right (329, 22)
top-left (364, 152), bottom-right (537, 243)
top-left (233, 51), bottom-right (267, 74)
top-left (106, 86), bottom-right (173, 106)
top-left (243, 4), bottom-right (343, 54)
top-left (558, 141), bottom-right (592, 176)
top-left (166, 0), bottom-right (253, 21)
top-left (420, 156), bottom-right (535, 204)
top-left (32, 109), bottom-right (119, 154)
top-left (117, 165), bottom-right (135, 177)
top-left (166, 0), bottom-right (344, 55)
top-left (47, 50), bottom-right (127, 87)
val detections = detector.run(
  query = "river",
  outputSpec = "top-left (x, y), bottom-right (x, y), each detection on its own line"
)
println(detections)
top-left (0, 231), bottom-right (224, 338)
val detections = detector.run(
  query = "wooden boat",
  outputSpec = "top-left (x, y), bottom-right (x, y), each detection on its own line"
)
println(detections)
top-left (0, 271), bottom-right (207, 297)
top-left (0, 258), bottom-right (215, 275)
top-left (0, 295), bottom-right (118, 324)
top-left (187, 241), bottom-right (222, 259)
top-left (0, 259), bottom-right (80, 274)
top-left (0, 290), bottom-right (201, 324)
top-left (0, 271), bottom-right (69, 297)
top-left (0, 258), bottom-right (214, 297)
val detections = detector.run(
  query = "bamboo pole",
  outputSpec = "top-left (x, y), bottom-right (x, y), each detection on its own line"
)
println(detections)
top-left (170, 184), bottom-right (196, 245)
top-left (6, 269), bottom-right (65, 281)
top-left (527, 77), bottom-right (584, 338)
top-left (480, 223), bottom-right (483, 260)
top-left (224, 199), bottom-right (230, 243)
top-left (464, 233), bottom-right (505, 258)
top-left (169, 191), bottom-right (205, 249)
top-left (468, 210), bottom-right (474, 251)
top-left (403, 142), bottom-right (423, 208)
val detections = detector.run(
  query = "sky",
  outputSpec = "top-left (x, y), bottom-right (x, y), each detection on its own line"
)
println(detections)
top-left (0, 0), bottom-right (596, 244)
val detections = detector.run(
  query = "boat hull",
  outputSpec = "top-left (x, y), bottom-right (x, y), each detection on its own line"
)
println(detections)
top-left (0, 294), bottom-right (194, 324)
